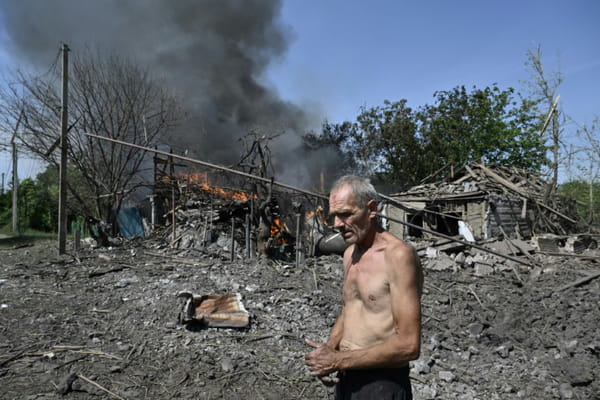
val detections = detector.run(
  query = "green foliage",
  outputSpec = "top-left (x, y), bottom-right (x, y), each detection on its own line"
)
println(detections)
top-left (0, 166), bottom-right (60, 232)
top-left (420, 85), bottom-right (546, 172)
top-left (559, 180), bottom-right (600, 225)
top-left (353, 100), bottom-right (424, 185)
top-left (305, 85), bottom-right (548, 189)
top-left (0, 167), bottom-right (58, 232)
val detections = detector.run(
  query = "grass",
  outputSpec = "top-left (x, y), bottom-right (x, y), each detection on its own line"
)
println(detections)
top-left (0, 228), bottom-right (57, 249)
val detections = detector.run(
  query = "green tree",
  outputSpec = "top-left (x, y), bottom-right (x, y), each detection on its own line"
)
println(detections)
top-left (2, 169), bottom-right (60, 232)
top-left (559, 180), bottom-right (600, 226)
top-left (420, 85), bottom-right (546, 173)
top-left (351, 100), bottom-right (424, 186)
top-left (0, 164), bottom-right (95, 232)
top-left (345, 85), bottom-right (546, 188)
top-left (28, 167), bottom-right (60, 231)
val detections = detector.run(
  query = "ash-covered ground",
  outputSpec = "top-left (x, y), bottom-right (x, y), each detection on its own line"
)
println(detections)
top-left (0, 236), bottom-right (598, 399)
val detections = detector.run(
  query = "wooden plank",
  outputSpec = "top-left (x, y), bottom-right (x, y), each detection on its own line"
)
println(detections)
top-left (477, 163), bottom-right (577, 224)
top-left (559, 270), bottom-right (600, 291)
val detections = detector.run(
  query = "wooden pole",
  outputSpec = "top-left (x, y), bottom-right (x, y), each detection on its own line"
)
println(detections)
top-left (295, 213), bottom-right (302, 268)
top-left (58, 44), bottom-right (69, 254)
top-left (10, 111), bottom-right (24, 234)
top-left (589, 161), bottom-right (594, 223)
top-left (11, 138), bottom-right (18, 233)
top-left (169, 152), bottom-right (176, 246)
top-left (245, 213), bottom-right (251, 258)
top-left (249, 196), bottom-right (255, 257)
top-left (230, 217), bottom-right (235, 262)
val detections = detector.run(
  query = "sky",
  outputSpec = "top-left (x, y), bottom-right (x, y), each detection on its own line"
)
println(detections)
top-left (270, 1), bottom-right (599, 126)
top-left (0, 0), bottom-right (599, 184)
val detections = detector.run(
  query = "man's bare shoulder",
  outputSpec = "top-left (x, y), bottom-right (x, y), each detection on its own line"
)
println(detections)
top-left (378, 232), bottom-right (419, 271)
top-left (380, 233), bottom-right (423, 294)
top-left (379, 232), bottom-right (414, 255)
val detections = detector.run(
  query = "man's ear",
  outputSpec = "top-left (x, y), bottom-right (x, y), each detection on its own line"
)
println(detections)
top-left (367, 199), bottom-right (377, 218)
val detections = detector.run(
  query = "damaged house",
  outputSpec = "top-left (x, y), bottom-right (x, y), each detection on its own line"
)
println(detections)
top-left (382, 163), bottom-right (582, 242)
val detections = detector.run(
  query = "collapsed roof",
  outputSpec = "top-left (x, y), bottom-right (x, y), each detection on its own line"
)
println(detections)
top-left (382, 163), bottom-right (582, 241)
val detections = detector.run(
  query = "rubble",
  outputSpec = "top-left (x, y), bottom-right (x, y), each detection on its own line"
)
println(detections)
top-left (383, 163), bottom-right (586, 242)
top-left (0, 233), bottom-right (598, 399)
top-left (2, 145), bottom-right (598, 398)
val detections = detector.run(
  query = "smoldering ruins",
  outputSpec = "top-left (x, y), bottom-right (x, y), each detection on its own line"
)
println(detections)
top-left (1, 156), bottom-right (599, 399)
top-left (1, 1), bottom-right (599, 399)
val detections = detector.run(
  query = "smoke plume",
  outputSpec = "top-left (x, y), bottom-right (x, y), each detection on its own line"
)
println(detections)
top-left (0, 0), bottom-right (332, 187)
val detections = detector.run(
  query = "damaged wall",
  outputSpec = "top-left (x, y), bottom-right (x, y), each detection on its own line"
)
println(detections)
top-left (383, 163), bottom-right (582, 241)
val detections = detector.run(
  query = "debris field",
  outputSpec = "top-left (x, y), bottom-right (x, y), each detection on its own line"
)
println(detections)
top-left (1, 232), bottom-right (598, 400)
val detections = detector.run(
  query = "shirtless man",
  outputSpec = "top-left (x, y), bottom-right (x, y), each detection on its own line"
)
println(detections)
top-left (305, 175), bottom-right (423, 399)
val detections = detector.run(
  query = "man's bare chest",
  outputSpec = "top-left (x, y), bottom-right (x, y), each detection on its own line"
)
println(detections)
top-left (343, 257), bottom-right (390, 311)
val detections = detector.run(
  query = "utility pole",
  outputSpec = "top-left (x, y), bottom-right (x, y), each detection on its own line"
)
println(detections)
top-left (10, 111), bottom-right (22, 234)
top-left (58, 43), bottom-right (69, 254)
top-left (11, 136), bottom-right (18, 233)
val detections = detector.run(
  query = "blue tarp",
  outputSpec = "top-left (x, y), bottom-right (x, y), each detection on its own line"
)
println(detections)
top-left (116, 208), bottom-right (145, 239)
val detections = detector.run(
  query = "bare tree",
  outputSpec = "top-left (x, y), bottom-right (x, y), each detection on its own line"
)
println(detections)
top-left (576, 119), bottom-right (600, 223)
top-left (524, 44), bottom-right (564, 198)
top-left (0, 48), bottom-right (180, 224)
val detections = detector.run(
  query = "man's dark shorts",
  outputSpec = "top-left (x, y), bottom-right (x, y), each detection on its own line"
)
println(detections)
top-left (335, 366), bottom-right (412, 400)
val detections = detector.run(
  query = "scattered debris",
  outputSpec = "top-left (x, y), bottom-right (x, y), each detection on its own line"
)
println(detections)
top-left (383, 163), bottom-right (583, 242)
top-left (0, 230), bottom-right (598, 399)
top-left (178, 292), bottom-right (250, 328)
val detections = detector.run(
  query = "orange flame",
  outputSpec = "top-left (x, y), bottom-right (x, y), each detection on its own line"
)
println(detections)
top-left (305, 206), bottom-right (328, 226)
top-left (270, 218), bottom-right (291, 244)
top-left (270, 218), bottom-right (285, 237)
top-left (178, 172), bottom-right (254, 201)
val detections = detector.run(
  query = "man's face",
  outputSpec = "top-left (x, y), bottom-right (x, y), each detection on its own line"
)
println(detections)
top-left (329, 185), bottom-right (374, 245)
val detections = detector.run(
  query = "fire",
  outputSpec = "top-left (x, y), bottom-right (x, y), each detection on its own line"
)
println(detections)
top-left (270, 218), bottom-right (287, 237)
top-left (270, 218), bottom-right (291, 244)
top-left (305, 206), bottom-right (328, 226)
top-left (178, 172), bottom-right (254, 202)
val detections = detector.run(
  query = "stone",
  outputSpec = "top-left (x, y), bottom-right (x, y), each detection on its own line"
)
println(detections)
top-left (474, 263), bottom-right (494, 276)
top-left (559, 383), bottom-right (574, 399)
top-left (419, 385), bottom-right (438, 399)
top-left (468, 322), bottom-right (485, 337)
top-left (220, 357), bottom-right (234, 372)
top-left (411, 358), bottom-right (431, 374)
top-left (424, 247), bottom-right (439, 258)
top-left (439, 370), bottom-right (456, 382)
top-left (495, 343), bottom-right (513, 358)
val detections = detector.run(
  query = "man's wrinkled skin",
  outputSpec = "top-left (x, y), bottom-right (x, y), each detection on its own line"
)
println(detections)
top-left (305, 179), bottom-right (423, 388)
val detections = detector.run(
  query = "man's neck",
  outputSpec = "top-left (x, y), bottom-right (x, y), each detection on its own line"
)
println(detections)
top-left (354, 225), bottom-right (382, 253)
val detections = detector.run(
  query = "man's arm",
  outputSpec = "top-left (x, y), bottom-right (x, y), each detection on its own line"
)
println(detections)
top-left (325, 308), bottom-right (344, 349)
top-left (304, 309), bottom-right (343, 354)
top-left (304, 309), bottom-right (345, 385)
top-left (306, 243), bottom-right (422, 375)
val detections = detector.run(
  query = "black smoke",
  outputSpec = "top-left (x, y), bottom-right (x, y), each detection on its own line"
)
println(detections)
top-left (0, 0), bottom-right (332, 187)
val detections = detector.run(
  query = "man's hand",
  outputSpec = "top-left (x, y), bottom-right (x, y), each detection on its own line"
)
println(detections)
top-left (304, 338), bottom-right (340, 385)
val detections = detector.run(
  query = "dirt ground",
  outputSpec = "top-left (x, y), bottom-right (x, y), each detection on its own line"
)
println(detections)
top-left (0, 235), bottom-right (598, 399)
